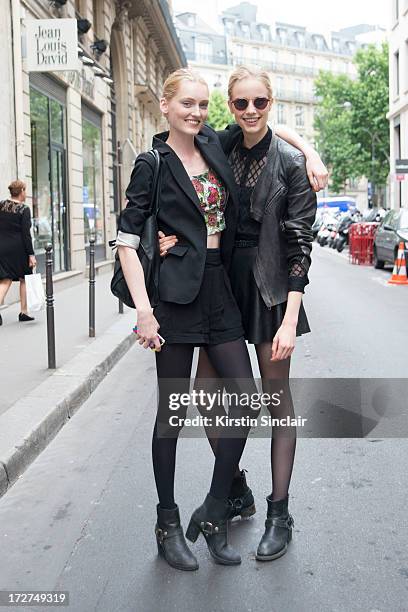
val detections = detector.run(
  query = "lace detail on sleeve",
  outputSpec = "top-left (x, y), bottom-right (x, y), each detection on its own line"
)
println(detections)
top-left (289, 260), bottom-right (307, 279)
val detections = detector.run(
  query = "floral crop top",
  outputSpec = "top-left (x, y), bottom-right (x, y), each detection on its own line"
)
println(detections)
top-left (191, 169), bottom-right (226, 235)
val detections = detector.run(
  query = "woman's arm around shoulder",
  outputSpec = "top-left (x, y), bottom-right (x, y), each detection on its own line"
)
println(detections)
top-left (274, 124), bottom-right (328, 193)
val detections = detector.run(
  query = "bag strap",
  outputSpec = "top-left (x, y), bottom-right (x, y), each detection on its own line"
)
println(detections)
top-left (146, 148), bottom-right (161, 217)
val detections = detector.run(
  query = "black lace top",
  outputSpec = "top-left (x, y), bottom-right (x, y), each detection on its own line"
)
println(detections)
top-left (229, 127), bottom-right (308, 293)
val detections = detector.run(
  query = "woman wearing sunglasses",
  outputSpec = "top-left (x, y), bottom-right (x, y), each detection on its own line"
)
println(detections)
top-left (159, 65), bottom-right (320, 562)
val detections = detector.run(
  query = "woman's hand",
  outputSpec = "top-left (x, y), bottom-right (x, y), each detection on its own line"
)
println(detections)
top-left (136, 309), bottom-right (162, 351)
top-left (305, 152), bottom-right (328, 193)
top-left (29, 255), bottom-right (37, 268)
top-left (271, 322), bottom-right (296, 361)
top-left (158, 230), bottom-right (178, 257)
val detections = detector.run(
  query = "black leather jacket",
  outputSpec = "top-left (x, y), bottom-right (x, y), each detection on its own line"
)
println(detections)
top-left (208, 124), bottom-right (317, 309)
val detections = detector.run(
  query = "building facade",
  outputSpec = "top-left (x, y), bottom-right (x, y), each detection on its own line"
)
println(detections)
top-left (2, 0), bottom-right (184, 294)
top-left (388, 0), bottom-right (408, 209)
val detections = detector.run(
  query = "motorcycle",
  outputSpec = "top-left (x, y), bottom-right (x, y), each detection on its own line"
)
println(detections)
top-left (336, 211), bottom-right (362, 252)
top-left (317, 215), bottom-right (339, 247)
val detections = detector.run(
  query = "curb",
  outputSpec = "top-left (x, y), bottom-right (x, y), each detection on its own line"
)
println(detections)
top-left (0, 312), bottom-right (136, 499)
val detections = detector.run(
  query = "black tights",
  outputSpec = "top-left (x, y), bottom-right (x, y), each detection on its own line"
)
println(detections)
top-left (153, 339), bottom-right (256, 509)
top-left (196, 342), bottom-right (296, 502)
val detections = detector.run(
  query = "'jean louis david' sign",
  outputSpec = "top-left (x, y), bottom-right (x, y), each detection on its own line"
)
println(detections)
top-left (25, 19), bottom-right (79, 72)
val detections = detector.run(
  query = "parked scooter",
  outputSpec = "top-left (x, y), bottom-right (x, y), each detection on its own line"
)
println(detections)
top-left (335, 210), bottom-right (362, 252)
top-left (317, 215), bottom-right (340, 247)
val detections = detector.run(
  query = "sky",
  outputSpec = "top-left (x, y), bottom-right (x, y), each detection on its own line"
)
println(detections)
top-left (172, 0), bottom-right (390, 34)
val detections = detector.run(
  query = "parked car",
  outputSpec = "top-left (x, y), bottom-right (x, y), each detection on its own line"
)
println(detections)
top-left (373, 209), bottom-right (408, 269)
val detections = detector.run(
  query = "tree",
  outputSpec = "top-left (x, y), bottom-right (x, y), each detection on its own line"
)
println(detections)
top-left (314, 73), bottom-right (359, 193)
top-left (314, 43), bottom-right (389, 204)
top-left (207, 89), bottom-right (234, 131)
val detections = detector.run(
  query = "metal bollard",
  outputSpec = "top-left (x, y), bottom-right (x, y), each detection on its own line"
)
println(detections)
top-left (45, 244), bottom-right (56, 369)
top-left (89, 236), bottom-right (96, 337)
top-left (118, 298), bottom-right (124, 314)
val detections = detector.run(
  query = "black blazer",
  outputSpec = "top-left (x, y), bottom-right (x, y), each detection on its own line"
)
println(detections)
top-left (119, 129), bottom-right (239, 304)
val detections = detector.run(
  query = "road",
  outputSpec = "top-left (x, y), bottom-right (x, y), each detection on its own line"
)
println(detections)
top-left (0, 246), bottom-right (407, 612)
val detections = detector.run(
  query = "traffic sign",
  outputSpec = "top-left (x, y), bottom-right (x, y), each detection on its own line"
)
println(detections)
top-left (396, 159), bottom-right (408, 174)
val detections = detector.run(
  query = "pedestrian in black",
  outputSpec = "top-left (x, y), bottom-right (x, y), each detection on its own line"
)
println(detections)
top-left (116, 69), bottom-right (259, 571)
top-left (0, 180), bottom-right (36, 325)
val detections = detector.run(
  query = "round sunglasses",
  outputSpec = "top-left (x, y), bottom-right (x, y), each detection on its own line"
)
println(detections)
top-left (231, 97), bottom-right (270, 111)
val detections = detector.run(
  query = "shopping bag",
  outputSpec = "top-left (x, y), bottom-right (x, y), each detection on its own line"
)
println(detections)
top-left (25, 271), bottom-right (45, 313)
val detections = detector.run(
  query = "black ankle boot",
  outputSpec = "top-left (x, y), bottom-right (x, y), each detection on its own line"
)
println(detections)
top-left (256, 495), bottom-right (294, 561)
top-left (155, 505), bottom-right (198, 571)
top-left (228, 469), bottom-right (256, 519)
top-left (186, 494), bottom-right (241, 566)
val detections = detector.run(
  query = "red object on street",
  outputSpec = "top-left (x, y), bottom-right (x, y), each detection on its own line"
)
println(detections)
top-left (388, 241), bottom-right (408, 285)
top-left (396, 174), bottom-right (405, 181)
top-left (348, 222), bottom-right (379, 265)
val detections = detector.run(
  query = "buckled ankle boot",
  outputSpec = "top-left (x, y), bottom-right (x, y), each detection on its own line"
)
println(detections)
top-left (228, 469), bottom-right (256, 519)
top-left (155, 505), bottom-right (199, 571)
top-left (256, 494), bottom-right (294, 561)
top-left (186, 493), bottom-right (241, 566)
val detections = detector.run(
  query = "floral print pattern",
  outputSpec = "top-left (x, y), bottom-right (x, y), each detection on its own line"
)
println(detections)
top-left (191, 169), bottom-right (226, 235)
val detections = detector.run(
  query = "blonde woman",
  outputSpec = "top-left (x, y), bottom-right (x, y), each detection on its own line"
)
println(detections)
top-left (117, 69), bottom-right (260, 571)
top-left (159, 65), bottom-right (320, 561)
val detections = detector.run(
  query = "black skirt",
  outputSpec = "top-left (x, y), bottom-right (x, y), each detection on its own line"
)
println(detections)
top-left (153, 248), bottom-right (244, 345)
top-left (229, 246), bottom-right (310, 344)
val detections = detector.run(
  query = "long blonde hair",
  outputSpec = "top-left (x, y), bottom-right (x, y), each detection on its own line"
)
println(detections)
top-left (228, 65), bottom-right (273, 101)
top-left (162, 68), bottom-right (208, 100)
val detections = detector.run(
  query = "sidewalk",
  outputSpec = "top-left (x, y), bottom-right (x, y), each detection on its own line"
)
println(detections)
top-left (0, 269), bottom-right (141, 498)
top-left (0, 269), bottom-right (131, 415)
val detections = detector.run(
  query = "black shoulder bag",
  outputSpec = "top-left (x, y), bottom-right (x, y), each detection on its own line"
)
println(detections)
top-left (110, 149), bottom-right (161, 308)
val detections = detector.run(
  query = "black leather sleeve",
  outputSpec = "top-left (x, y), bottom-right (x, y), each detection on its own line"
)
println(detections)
top-left (119, 153), bottom-right (155, 238)
top-left (21, 207), bottom-right (35, 256)
top-left (283, 153), bottom-right (317, 292)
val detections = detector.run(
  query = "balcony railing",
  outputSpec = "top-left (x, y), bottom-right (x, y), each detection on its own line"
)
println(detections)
top-left (185, 52), bottom-right (349, 79)
top-left (184, 50), bottom-right (228, 65)
top-left (274, 89), bottom-right (318, 103)
top-left (232, 57), bottom-right (319, 77)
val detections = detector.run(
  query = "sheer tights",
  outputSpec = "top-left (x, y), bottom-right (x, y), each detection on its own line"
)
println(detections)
top-left (153, 338), bottom-right (256, 509)
top-left (196, 342), bottom-right (296, 502)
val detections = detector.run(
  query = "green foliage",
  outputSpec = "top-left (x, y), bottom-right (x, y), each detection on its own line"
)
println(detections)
top-left (207, 89), bottom-right (234, 131)
top-left (314, 43), bottom-right (390, 196)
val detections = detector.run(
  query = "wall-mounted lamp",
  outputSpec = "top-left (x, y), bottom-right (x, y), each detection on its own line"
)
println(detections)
top-left (91, 39), bottom-right (108, 59)
top-left (77, 19), bottom-right (92, 35)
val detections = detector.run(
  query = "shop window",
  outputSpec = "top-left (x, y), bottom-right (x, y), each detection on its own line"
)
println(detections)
top-left (30, 86), bottom-right (68, 273)
top-left (82, 110), bottom-right (105, 260)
